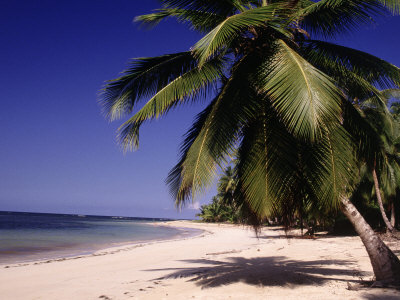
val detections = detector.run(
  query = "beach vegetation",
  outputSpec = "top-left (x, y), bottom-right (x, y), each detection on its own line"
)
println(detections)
top-left (197, 166), bottom-right (256, 224)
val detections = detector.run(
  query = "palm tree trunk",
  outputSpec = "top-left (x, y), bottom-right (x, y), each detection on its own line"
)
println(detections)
top-left (300, 211), bottom-right (304, 236)
top-left (372, 167), bottom-right (394, 232)
top-left (391, 199), bottom-right (396, 228)
top-left (340, 197), bottom-right (400, 283)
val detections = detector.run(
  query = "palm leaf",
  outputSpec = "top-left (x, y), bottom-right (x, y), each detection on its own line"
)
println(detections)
top-left (167, 55), bottom-right (262, 204)
top-left (192, 5), bottom-right (292, 66)
top-left (100, 52), bottom-right (197, 121)
top-left (167, 97), bottom-right (218, 205)
top-left (361, 89), bottom-right (399, 110)
top-left (117, 57), bottom-right (226, 150)
top-left (377, 0), bottom-right (400, 14)
top-left (260, 40), bottom-right (342, 141)
top-left (302, 40), bottom-right (400, 89)
top-left (300, 46), bottom-right (381, 101)
top-left (382, 88), bottom-right (400, 100)
top-left (342, 100), bottom-right (383, 166)
top-left (302, 125), bottom-right (356, 210)
top-left (236, 108), bottom-right (355, 221)
top-left (135, 9), bottom-right (226, 33)
top-left (298, 0), bottom-right (388, 38)
top-left (235, 104), bottom-right (301, 218)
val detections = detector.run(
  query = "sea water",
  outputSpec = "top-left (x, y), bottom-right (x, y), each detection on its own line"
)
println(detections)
top-left (0, 211), bottom-right (200, 264)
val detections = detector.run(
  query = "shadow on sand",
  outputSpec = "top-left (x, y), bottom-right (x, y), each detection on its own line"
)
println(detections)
top-left (255, 233), bottom-right (357, 240)
top-left (362, 295), bottom-right (400, 300)
top-left (146, 256), bottom-right (367, 288)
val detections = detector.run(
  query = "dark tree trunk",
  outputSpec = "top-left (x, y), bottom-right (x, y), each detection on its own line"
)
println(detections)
top-left (340, 197), bottom-right (400, 284)
top-left (300, 211), bottom-right (304, 236)
top-left (390, 199), bottom-right (396, 228)
top-left (372, 168), bottom-right (394, 232)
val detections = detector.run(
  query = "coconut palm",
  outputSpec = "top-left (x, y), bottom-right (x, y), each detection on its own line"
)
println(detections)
top-left (100, 0), bottom-right (400, 283)
top-left (217, 166), bottom-right (236, 205)
top-left (359, 89), bottom-right (400, 232)
top-left (216, 165), bottom-right (261, 224)
top-left (199, 166), bottom-right (254, 224)
top-left (197, 196), bottom-right (234, 222)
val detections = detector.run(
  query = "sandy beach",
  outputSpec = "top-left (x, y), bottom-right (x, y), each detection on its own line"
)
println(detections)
top-left (0, 221), bottom-right (399, 300)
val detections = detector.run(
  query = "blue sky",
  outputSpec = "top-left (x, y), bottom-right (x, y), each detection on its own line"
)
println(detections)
top-left (1, 1), bottom-right (400, 219)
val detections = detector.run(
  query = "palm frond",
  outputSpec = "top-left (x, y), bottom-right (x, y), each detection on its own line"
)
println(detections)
top-left (100, 52), bottom-right (197, 121)
top-left (302, 40), bottom-right (400, 89)
top-left (192, 5), bottom-right (292, 66)
top-left (117, 57), bottom-right (226, 151)
top-left (236, 103), bottom-right (354, 221)
top-left (135, 9), bottom-right (226, 33)
top-left (342, 101), bottom-right (383, 166)
top-left (235, 104), bottom-right (300, 218)
top-left (167, 55), bottom-right (262, 205)
top-left (361, 89), bottom-right (400, 111)
top-left (302, 125), bottom-right (356, 210)
top-left (166, 97), bottom-right (218, 205)
top-left (301, 47), bottom-right (381, 101)
top-left (387, 89), bottom-right (400, 117)
top-left (382, 88), bottom-right (400, 100)
top-left (260, 40), bottom-right (342, 141)
top-left (298, 0), bottom-right (388, 38)
top-left (377, 0), bottom-right (400, 14)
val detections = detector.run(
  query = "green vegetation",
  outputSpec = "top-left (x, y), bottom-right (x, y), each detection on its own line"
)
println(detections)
top-left (197, 166), bottom-right (249, 224)
top-left (101, 0), bottom-right (400, 285)
top-left (197, 196), bottom-right (238, 223)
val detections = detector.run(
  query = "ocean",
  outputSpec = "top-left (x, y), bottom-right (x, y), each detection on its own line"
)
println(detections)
top-left (0, 211), bottom-right (200, 264)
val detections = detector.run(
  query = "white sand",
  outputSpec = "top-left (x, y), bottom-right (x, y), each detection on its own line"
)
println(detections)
top-left (0, 221), bottom-right (399, 299)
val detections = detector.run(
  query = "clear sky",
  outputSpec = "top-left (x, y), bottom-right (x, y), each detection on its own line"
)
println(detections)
top-left (1, 1), bottom-right (400, 219)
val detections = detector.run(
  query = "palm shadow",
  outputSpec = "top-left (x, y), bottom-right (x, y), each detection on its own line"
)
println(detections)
top-left (255, 232), bottom-right (357, 240)
top-left (146, 256), bottom-right (368, 289)
top-left (362, 294), bottom-right (400, 300)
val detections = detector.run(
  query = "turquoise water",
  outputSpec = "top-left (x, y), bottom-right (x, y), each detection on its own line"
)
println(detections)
top-left (0, 211), bottom-right (200, 264)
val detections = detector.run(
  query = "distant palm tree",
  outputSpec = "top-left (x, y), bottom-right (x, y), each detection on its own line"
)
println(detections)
top-left (101, 1), bottom-right (400, 283)
top-left (197, 196), bottom-right (235, 222)
top-left (217, 166), bottom-right (236, 205)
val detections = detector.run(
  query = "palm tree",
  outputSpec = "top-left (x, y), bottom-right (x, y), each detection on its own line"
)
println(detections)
top-left (100, 1), bottom-right (400, 284)
top-left (198, 166), bottom-right (251, 224)
top-left (217, 166), bottom-right (236, 205)
top-left (360, 90), bottom-right (400, 232)
top-left (216, 165), bottom-right (259, 224)
top-left (197, 196), bottom-right (233, 222)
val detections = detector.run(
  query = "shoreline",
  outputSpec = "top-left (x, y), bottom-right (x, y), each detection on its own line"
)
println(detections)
top-left (1, 221), bottom-right (399, 299)
top-left (1, 221), bottom-right (206, 268)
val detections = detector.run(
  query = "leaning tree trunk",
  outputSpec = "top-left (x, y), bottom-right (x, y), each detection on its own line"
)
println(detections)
top-left (340, 197), bottom-right (400, 284)
top-left (372, 167), bottom-right (394, 233)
